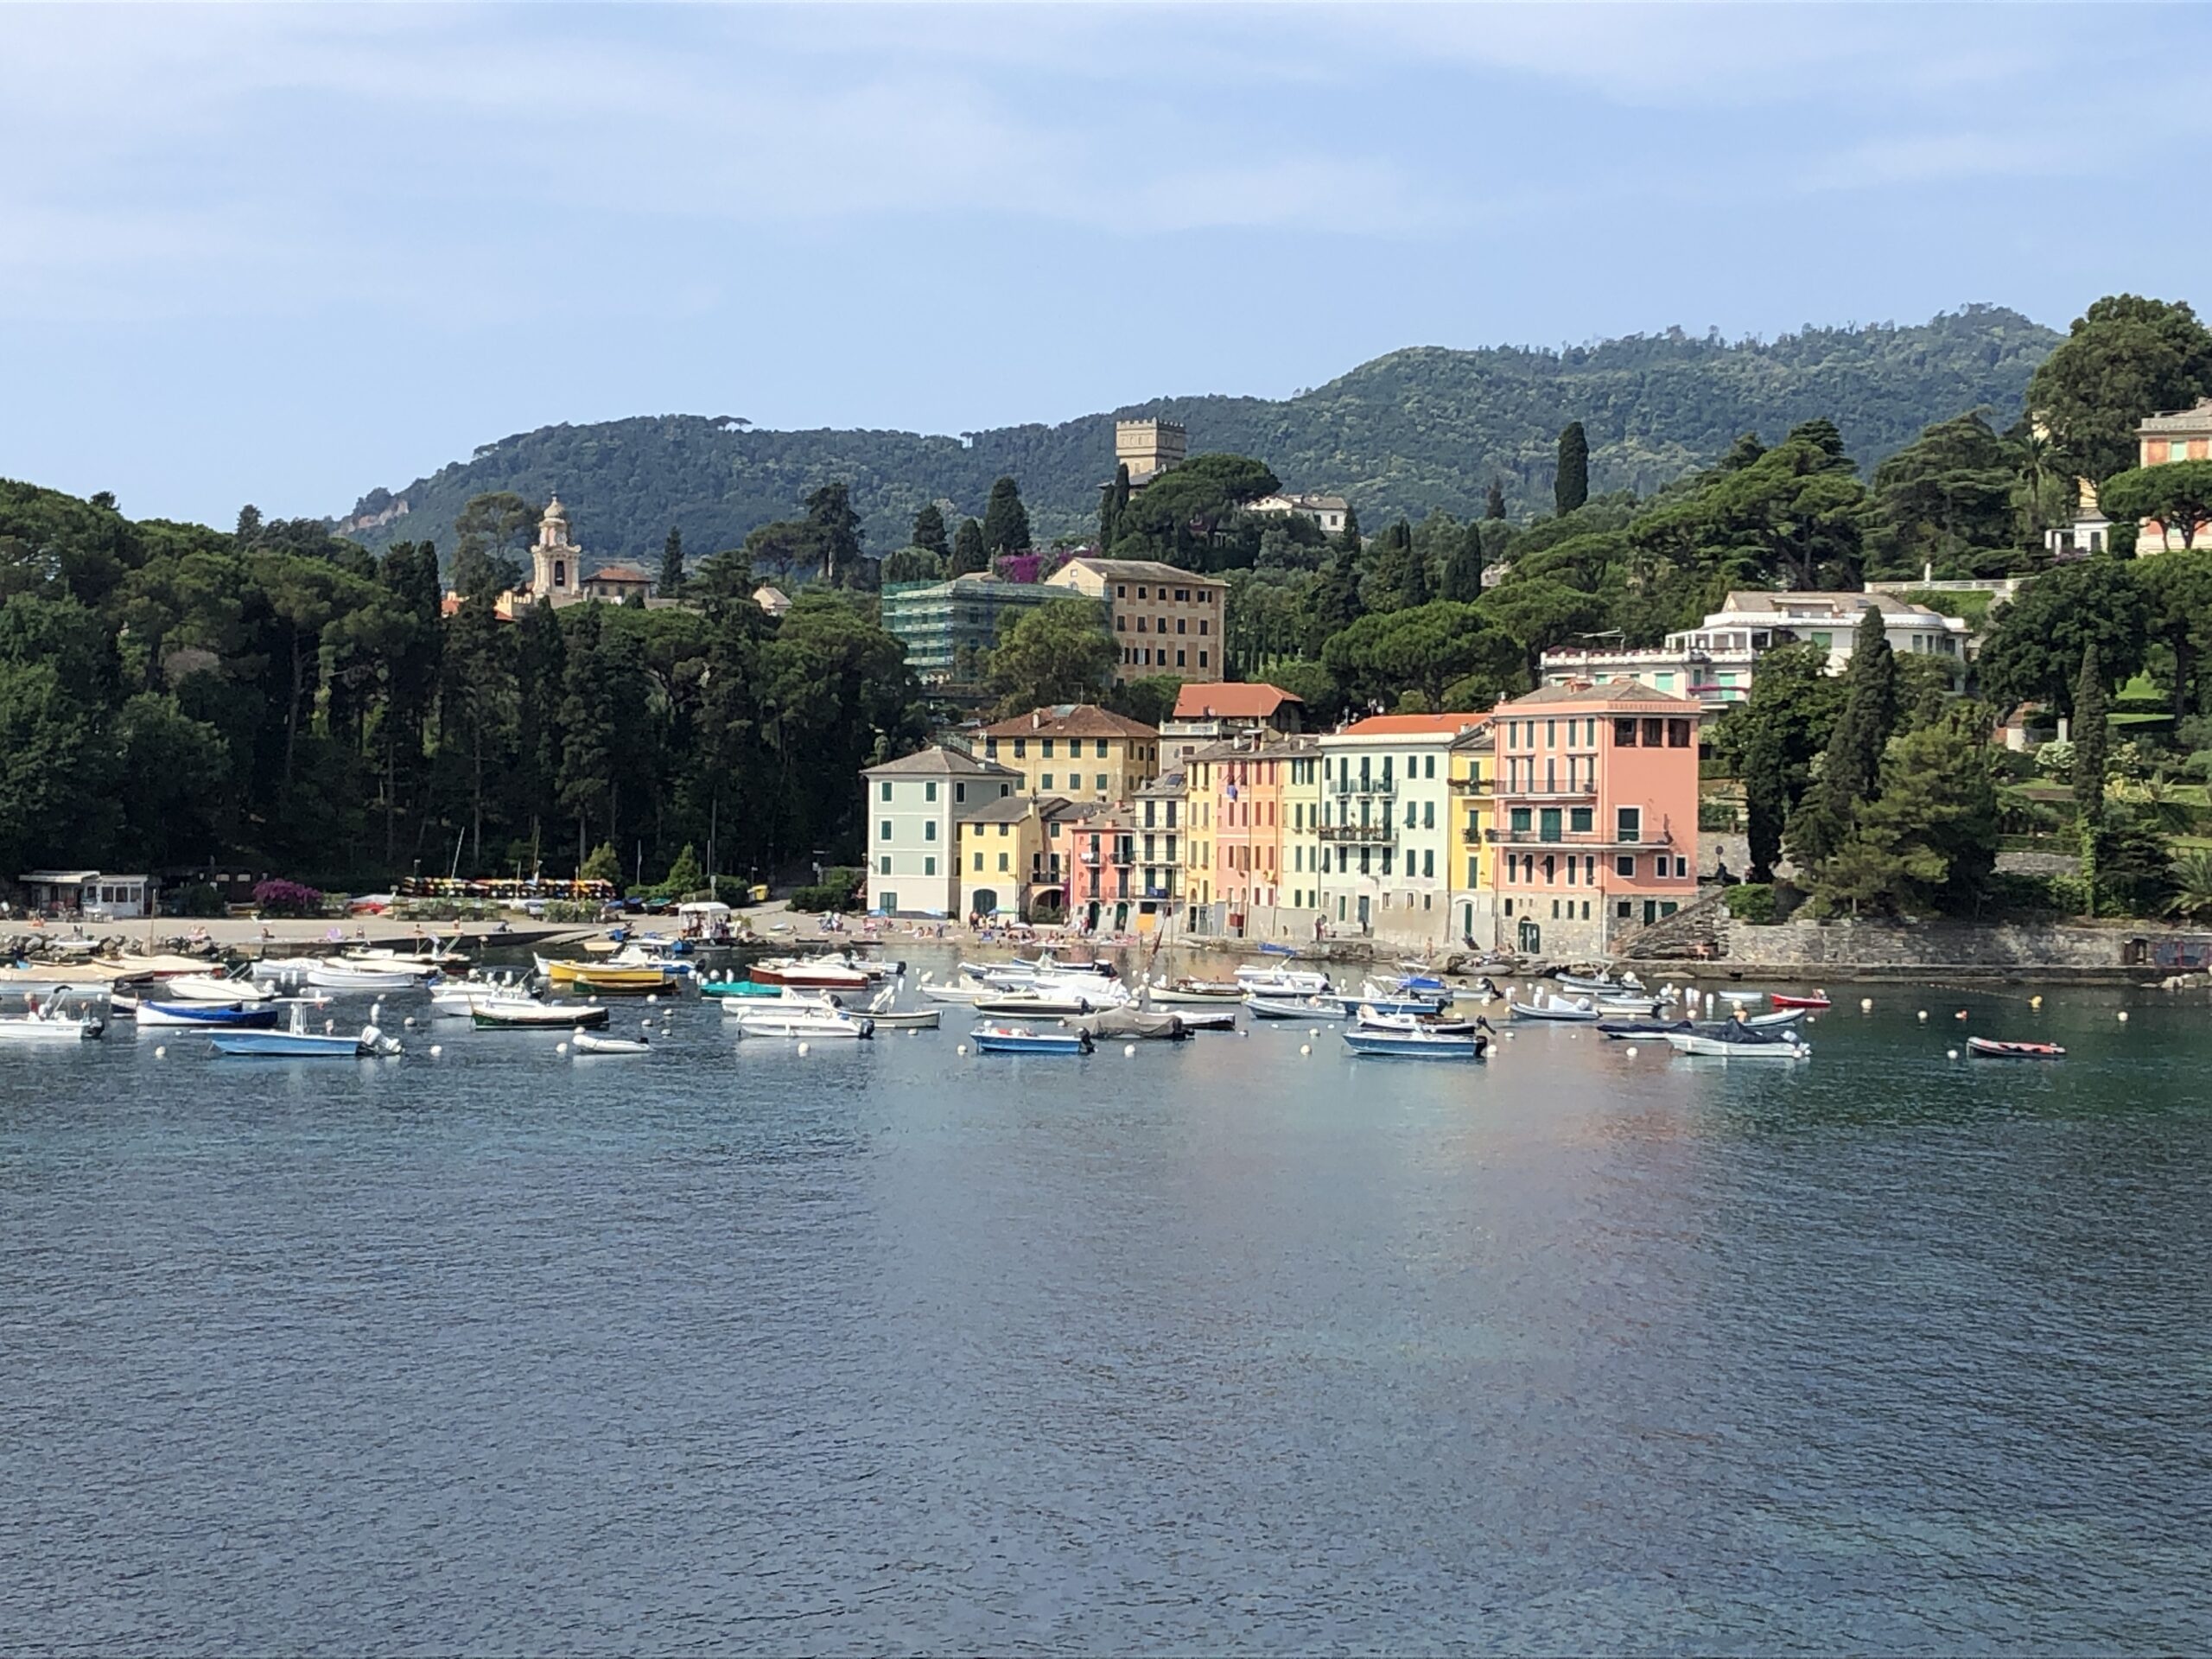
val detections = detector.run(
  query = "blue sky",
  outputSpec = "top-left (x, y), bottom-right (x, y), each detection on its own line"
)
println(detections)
top-left (1, 3), bottom-right (2202, 529)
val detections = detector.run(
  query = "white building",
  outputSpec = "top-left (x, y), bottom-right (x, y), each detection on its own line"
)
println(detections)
top-left (16, 870), bottom-right (152, 919)
top-left (1248, 492), bottom-right (1351, 536)
top-left (1314, 714), bottom-right (1484, 943)
top-left (1538, 590), bottom-right (1972, 713)
top-left (859, 747), bottom-right (1020, 918)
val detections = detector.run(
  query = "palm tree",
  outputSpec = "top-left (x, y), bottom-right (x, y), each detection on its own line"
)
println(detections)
top-left (2164, 849), bottom-right (2212, 919)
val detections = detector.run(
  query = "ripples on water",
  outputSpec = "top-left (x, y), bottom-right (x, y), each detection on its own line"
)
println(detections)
top-left (3, 964), bottom-right (2207, 1655)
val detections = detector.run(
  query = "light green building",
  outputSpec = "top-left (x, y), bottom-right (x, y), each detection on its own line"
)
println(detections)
top-left (880, 575), bottom-right (1102, 684)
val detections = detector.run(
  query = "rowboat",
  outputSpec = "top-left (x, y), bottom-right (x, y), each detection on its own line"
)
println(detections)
top-left (972, 990), bottom-right (1108, 1018)
top-left (1343, 1026), bottom-right (1488, 1059)
top-left (1509, 995), bottom-right (1600, 1022)
top-left (1256, 941), bottom-right (1299, 957)
top-left (1664, 1025), bottom-right (1809, 1059)
top-left (1966, 1037), bottom-right (2065, 1059)
top-left (1144, 976), bottom-right (1245, 1004)
top-left (305, 960), bottom-right (432, 992)
top-left (733, 1005), bottom-right (874, 1039)
top-left (209, 1003), bottom-right (399, 1058)
top-left (696, 977), bottom-right (782, 999)
top-left (470, 1001), bottom-right (610, 1030)
top-left (1235, 966), bottom-right (1332, 996)
top-left (1010, 951), bottom-right (1115, 978)
top-left (0, 998), bottom-right (106, 1044)
top-left (1713, 989), bottom-right (1766, 1006)
top-left (133, 1001), bottom-right (282, 1030)
top-left (571, 1031), bottom-right (652, 1056)
top-left (1768, 991), bottom-right (1834, 1010)
top-left (862, 988), bottom-right (941, 1028)
top-left (969, 1024), bottom-right (1091, 1055)
top-left (748, 952), bottom-right (900, 988)
top-left (1244, 994), bottom-right (1339, 1020)
top-left (1557, 970), bottom-right (1643, 994)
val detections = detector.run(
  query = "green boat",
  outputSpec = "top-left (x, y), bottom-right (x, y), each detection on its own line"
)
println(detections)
top-left (698, 978), bottom-right (780, 999)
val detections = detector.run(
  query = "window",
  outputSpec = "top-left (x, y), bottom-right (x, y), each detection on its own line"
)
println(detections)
top-left (923, 821), bottom-right (936, 842)
top-left (1467, 855), bottom-right (1478, 887)
top-left (1675, 856), bottom-right (1689, 878)
top-left (1137, 586), bottom-right (1148, 599)
top-left (1382, 849), bottom-right (1395, 875)
top-left (1617, 899), bottom-right (1632, 918)
top-left (1543, 855), bottom-right (1555, 883)
top-left (1642, 718), bottom-right (1663, 747)
top-left (1116, 614), bottom-right (1127, 632)
top-left (1614, 717), bottom-right (1637, 747)
top-left (1198, 651), bottom-right (1209, 667)
top-left (1116, 584), bottom-right (1127, 598)
top-left (1096, 740), bottom-right (1109, 758)
top-left (878, 855), bottom-right (891, 874)
top-left (1422, 849), bottom-right (1433, 879)
top-left (879, 820), bottom-right (892, 841)
top-left (924, 780), bottom-right (938, 802)
top-left (1175, 588), bottom-right (1187, 601)
top-left (924, 856), bottom-right (936, 876)
top-left (1405, 800), bottom-right (1417, 828)
top-left (1176, 618), bottom-right (1186, 634)
top-left (955, 783), bottom-right (966, 804)
top-left (2173, 439), bottom-right (2190, 462)
top-left (1667, 719), bottom-right (1692, 748)
top-left (1096, 773), bottom-right (1109, 791)
top-left (1177, 649), bottom-right (1186, 668)
top-left (1423, 801), bottom-right (1434, 829)
top-left (1570, 806), bottom-right (1593, 834)
top-left (973, 851), bottom-right (984, 872)
top-left (1041, 773), bottom-right (1054, 790)
top-left (880, 780), bottom-right (893, 802)
top-left (1014, 739), bottom-right (1027, 758)
top-left (1198, 620), bottom-right (1209, 636)
top-left (998, 851), bottom-right (1010, 872)
top-left (1546, 719), bottom-right (1557, 748)
top-left (1510, 807), bottom-right (1532, 833)
top-left (1617, 806), bottom-right (1642, 842)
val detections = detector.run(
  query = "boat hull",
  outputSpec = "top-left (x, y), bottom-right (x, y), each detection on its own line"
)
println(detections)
top-left (1343, 1030), bottom-right (1486, 1059)
top-left (970, 1028), bottom-right (1091, 1055)
top-left (470, 1005), bottom-right (611, 1030)
top-left (1966, 1037), bottom-right (2065, 1058)
top-left (209, 1033), bottom-right (376, 1057)
top-left (135, 1002), bottom-right (281, 1029)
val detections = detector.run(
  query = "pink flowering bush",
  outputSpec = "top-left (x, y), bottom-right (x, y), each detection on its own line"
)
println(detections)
top-left (252, 879), bottom-right (325, 918)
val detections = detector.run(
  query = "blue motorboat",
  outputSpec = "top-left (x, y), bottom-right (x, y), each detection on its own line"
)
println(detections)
top-left (1343, 1027), bottom-right (1488, 1060)
top-left (969, 1024), bottom-right (1092, 1056)
top-left (209, 1001), bottom-right (400, 1058)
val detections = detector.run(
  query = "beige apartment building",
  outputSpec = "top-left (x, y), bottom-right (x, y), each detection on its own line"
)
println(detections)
top-left (1046, 556), bottom-right (1228, 682)
top-left (976, 703), bottom-right (1163, 803)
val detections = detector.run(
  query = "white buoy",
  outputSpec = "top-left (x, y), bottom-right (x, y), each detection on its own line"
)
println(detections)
top-left (641, 1017), bottom-right (653, 1030)
top-left (798, 1041), bottom-right (810, 1055)
top-left (1860, 998), bottom-right (1873, 1012)
top-left (907, 1026), bottom-right (918, 1035)
top-left (957, 1043), bottom-right (969, 1055)
top-left (404, 1016), bottom-right (416, 1028)
top-left (1947, 1048), bottom-right (1958, 1059)
top-left (1918, 1010), bottom-right (1929, 1022)
top-left (153, 1045), bottom-right (166, 1058)
top-left (1307, 1027), bottom-right (1319, 1038)
top-left (556, 1041), bottom-right (569, 1055)
top-left (1123, 1044), bottom-right (1136, 1057)
top-left (2117, 1010), bottom-right (2129, 1023)
top-left (1955, 1010), bottom-right (1968, 1021)
top-left (1299, 1043), bottom-right (1312, 1056)
top-left (646, 994), bottom-right (658, 1006)
top-left (2031, 995), bottom-right (2044, 1008)
top-left (1624, 1045), bottom-right (1638, 1058)
top-left (429, 1044), bottom-right (442, 1057)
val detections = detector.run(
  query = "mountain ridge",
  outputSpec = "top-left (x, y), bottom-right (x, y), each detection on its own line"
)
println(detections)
top-left (337, 304), bottom-right (2060, 563)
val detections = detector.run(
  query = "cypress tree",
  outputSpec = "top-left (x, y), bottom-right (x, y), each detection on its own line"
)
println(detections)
top-left (912, 503), bottom-right (949, 558)
top-left (1440, 522), bottom-right (1486, 601)
top-left (2075, 642), bottom-right (2109, 918)
top-left (950, 518), bottom-right (988, 576)
top-left (1335, 505), bottom-right (1362, 561)
top-left (1098, 461), bottom-right (1131, 550)
top-left (658, 525), bottom-right (684, 598)
top-left (1554, 421), bottom-right (1589, 516)
top-left (1785, 606), bottom-right (1898, 872)
top-left (982, 476), bottom-right (1031, 556)
top-left (1484, 480), bottom-right (1506, 520)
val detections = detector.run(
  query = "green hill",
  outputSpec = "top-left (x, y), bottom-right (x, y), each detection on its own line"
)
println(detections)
top-left (337, 305), bottom-right (2058, 564)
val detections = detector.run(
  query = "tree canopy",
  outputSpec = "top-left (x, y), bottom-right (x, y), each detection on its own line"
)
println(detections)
top-left (2027, 295), bottom-right (2212, 484)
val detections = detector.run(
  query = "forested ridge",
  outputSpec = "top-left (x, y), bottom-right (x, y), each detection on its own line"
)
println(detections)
top-left (339, 308), bottom-right (2056, 567)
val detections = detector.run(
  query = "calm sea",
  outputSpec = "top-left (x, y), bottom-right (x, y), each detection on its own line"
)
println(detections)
top-left (2, 955), bottom-right (2207, 1655)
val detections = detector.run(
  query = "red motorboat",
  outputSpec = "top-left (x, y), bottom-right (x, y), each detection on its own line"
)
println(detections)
top-left (1966, 1037), bottom-right (2065, 1059)
top-left (1769, 991), bottom-right (1833, 1010)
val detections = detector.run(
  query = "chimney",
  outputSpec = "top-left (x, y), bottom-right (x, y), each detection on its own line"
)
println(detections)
top-left (1032, 711), bottom-right (1041, 730)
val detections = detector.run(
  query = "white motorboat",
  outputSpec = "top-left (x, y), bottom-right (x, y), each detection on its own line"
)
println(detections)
top-left (1557, 969), bottom-right (1643, 994)
top-left (1508, 993), bottom-right (1601, 1021)
top-left (430, 974), bottom-right (536, 1017)
top-left (1356, 1005), bottom-right (1483, 1037)
top-left (1344, 1025), bottom-right (1487, 1059)
top-left (0, 996), bottom-right (106, 1043)
top-left (1144, 976), bottom-right (1246, 1005)
top-left (156, 965), bottom-right (275, 1003)
top-left (719, 986), bottom-right (840, 1016)
top-left (1234, 966), bottom-right (1332, 996)
top-left (571, 1031), bottom-right (652, 1055)
top-left (1245, 993), bottom-right (1340, 1020)
top-left (918, 977), bottom-right (992, 1004)
top-left (341, 945), bottom-right (467, 969)
top-left (304, 958), bottom-right (434, 992)
top-left (733, 1004), bottom-right (874, 1039)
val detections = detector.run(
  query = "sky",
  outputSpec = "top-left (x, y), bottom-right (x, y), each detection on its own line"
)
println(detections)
top-left (2, 2), bottom-right (2205, 529)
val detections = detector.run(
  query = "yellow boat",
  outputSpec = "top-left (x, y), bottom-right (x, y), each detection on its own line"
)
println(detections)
top-left (536, 957), bottom-right (673, 993)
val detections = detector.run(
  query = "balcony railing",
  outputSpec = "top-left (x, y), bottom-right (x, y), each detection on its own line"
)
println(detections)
top-left (1447, 777), bottom-right (1494, 795)
top-left (1331, 776), bottom-right (1397, 799)
top-left (1490, 828), bottom-right (1671, 849)
top-left (1319, 822), bottom-right (1394, 844)
top-left (1497, 781), bottom-right (1599, 799)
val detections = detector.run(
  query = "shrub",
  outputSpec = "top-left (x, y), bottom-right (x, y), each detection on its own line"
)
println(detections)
top-left (540, 900), bottom-right (599, 923)
top-left (1722, 883), bottom-right (1777, 924)
top-left (167, 882), bottom-right (225, 918)
top-left (1984, 871), bottom-right (2088, 917)
top-left (2032, 740), bottom-right (2075, 784)
top-left (787, 885), bottom-right (846, 914)
top-left (252, 878), bottom-right (325, 918)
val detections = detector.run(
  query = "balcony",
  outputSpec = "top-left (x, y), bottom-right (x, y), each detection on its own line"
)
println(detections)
top-left (1319, 822), bottom-right (1394, 844)
top-left (1447, 776), bottom-right (1494, 796)
top-left (1332, 775), bottom-right (1397, 800)
top-left (1497, 781), bottom-right (1599, 800)
top-left (1490, 828), bottom-right (1671, 849)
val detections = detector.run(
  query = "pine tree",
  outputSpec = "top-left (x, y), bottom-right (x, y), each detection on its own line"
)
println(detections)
top-left (1484, 480), bottom-right (1506, 520)
top-left (982, 476), bottom-right (1031, 556)
top-left (658, 525), bottom-right (684, 598)
top-left (1554, 422), bottom-right (1589, 516)
top-left (950, 518), bottom-right (988, 576)
top-left (1440, 522), bottom-right (1487, 601)
top-left (912, 503), bottom-right (949, 558)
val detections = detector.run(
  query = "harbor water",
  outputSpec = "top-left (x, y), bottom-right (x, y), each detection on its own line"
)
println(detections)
top-left (3, 958), bottom-right (2208, 1654)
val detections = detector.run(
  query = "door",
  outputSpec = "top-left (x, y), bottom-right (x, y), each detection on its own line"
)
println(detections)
top-left (1539, 807), bottom-right (1562, 842)
top-left (1643, 899), bottom-right (1657, 925)
top-left (971, 887), bottom-right (998, 917)
top-left (1357, 894), bottom-right (1370, 928)
top-left (1516, 918), bottom-right (1541, 954)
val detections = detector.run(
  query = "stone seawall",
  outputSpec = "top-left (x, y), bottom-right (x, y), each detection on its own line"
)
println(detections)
top-left (1630, 911), bottom-right (2212, 983)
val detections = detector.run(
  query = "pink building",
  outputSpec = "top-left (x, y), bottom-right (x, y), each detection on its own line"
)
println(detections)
top-left (1490, 680), bottom-right (1702, 957)
top-left (1061, 804), bottom-right (1141, 933)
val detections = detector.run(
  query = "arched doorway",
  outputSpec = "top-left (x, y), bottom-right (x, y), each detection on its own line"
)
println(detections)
top-left (1516, 918), bottom-right (1541, 954)
top-left (971, 887), bottom-right (1000, 918)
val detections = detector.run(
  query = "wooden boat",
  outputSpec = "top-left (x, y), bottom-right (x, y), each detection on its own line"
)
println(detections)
top-left (134, 1001), bottom-right (282, 1030)
top-left (1768, 991), bottom-right (1834, 1010)
top-left (972, 990), bottom-right (1107, 1018)
top-left (1664, 1024), bottom-right (1809, 1060)
top-left (566, 966), bottom-right (677, 995)
top-left (1966, 1037), bottom-right (2065, 1059)
top-left (470, 1001), bottom-right (610, 1030)
top-left (571, 1031), bottom-right (652, 1055)
top-left (1508, 995), bottom-right (1600, 1022)
top-left (1343, 1026), bottom-right (1488, 1059)
top-left (209, 1003), bottom-right (398, 1057)
top-left (1244, 994), bottom-right (1339, 1020)
top-left (696, 977), bottom-right (781, 999)
top-left (1145, 976), bottom-right (1245, 1004)
top-left (969, 1024), bottom-right (1091, 1055)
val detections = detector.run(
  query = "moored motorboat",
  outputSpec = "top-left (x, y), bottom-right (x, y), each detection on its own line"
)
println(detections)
top-left (209, 1002), bottom-right (398, 1057)
top-left (1064, 1006), bottom-right (1185, 1042)
top-left (1244, 993), bottom-right (1339, 1020)
top-left (0, 996), bottom-right (106, 1043)
top-left (1235, 966), bottom-right (1332, 996)
top-left (862, 987), bottom-right (941, 1028)
top-left (1355, 1005), bottom-right (1483, 1037)
top-left (157, 966), bottom-right (275, 1003)
top-left (733, 1004), bottom-right (874, 1039)
top-left (1509, 994), bottom-right (1600, 1022)
top-left (133, 1000), bottom-right (283, 1030)
top-left (969, 1023), bottom-right (1091, 1055)
top-left (571, 1031), bottom-right (652, 1055)
top-left (1768, 990), bottom-right (1834, 1010)
top-left (1168, 1007), bottom-right (1239, 1032)
top-left (1144, 976), bottom-right (1246, 1004)
top-left (470, 1000), bottom-right (611, 1030)
top-left (1966, 1036), bottom-right (2065, 1058)
top-left (972, 990), bottom-right (1107, 1018)
top-left (1343, 1025), bottom-right (1488, 1059)
top-left (1664, 1024), bottom-right (1809, 1059)
top-left (696, 976), bottom-right (782, 999)
top-left (305, 959), bottom-right (433, 992)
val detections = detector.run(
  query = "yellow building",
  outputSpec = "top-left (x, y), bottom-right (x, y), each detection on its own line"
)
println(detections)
top-left (1281, 741), bottom-right (1325, 918)
top-left (956, 793), bottom-right (1070, 922)
top-left (1044, 558), bottom-right (1229, 683)
top-left (978, 704), bottom-right (1161, 803)
top-left (1447, 725), bottom-right (1497, 946)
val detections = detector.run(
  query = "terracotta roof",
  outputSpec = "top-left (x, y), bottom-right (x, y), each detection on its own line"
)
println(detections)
top-left (861, 745), bottom-right (1022, 779)
top-left (588, 564), bottom-right (655, 583)
top-left (1335, 713), bottom-right (1490, 737)
top-left (980, 703), bottom-right (1160, 740)
top-left (1170, 682), bottom-right (1302, 720)
top-left (1503, 681), bottom-right (1702, 710)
